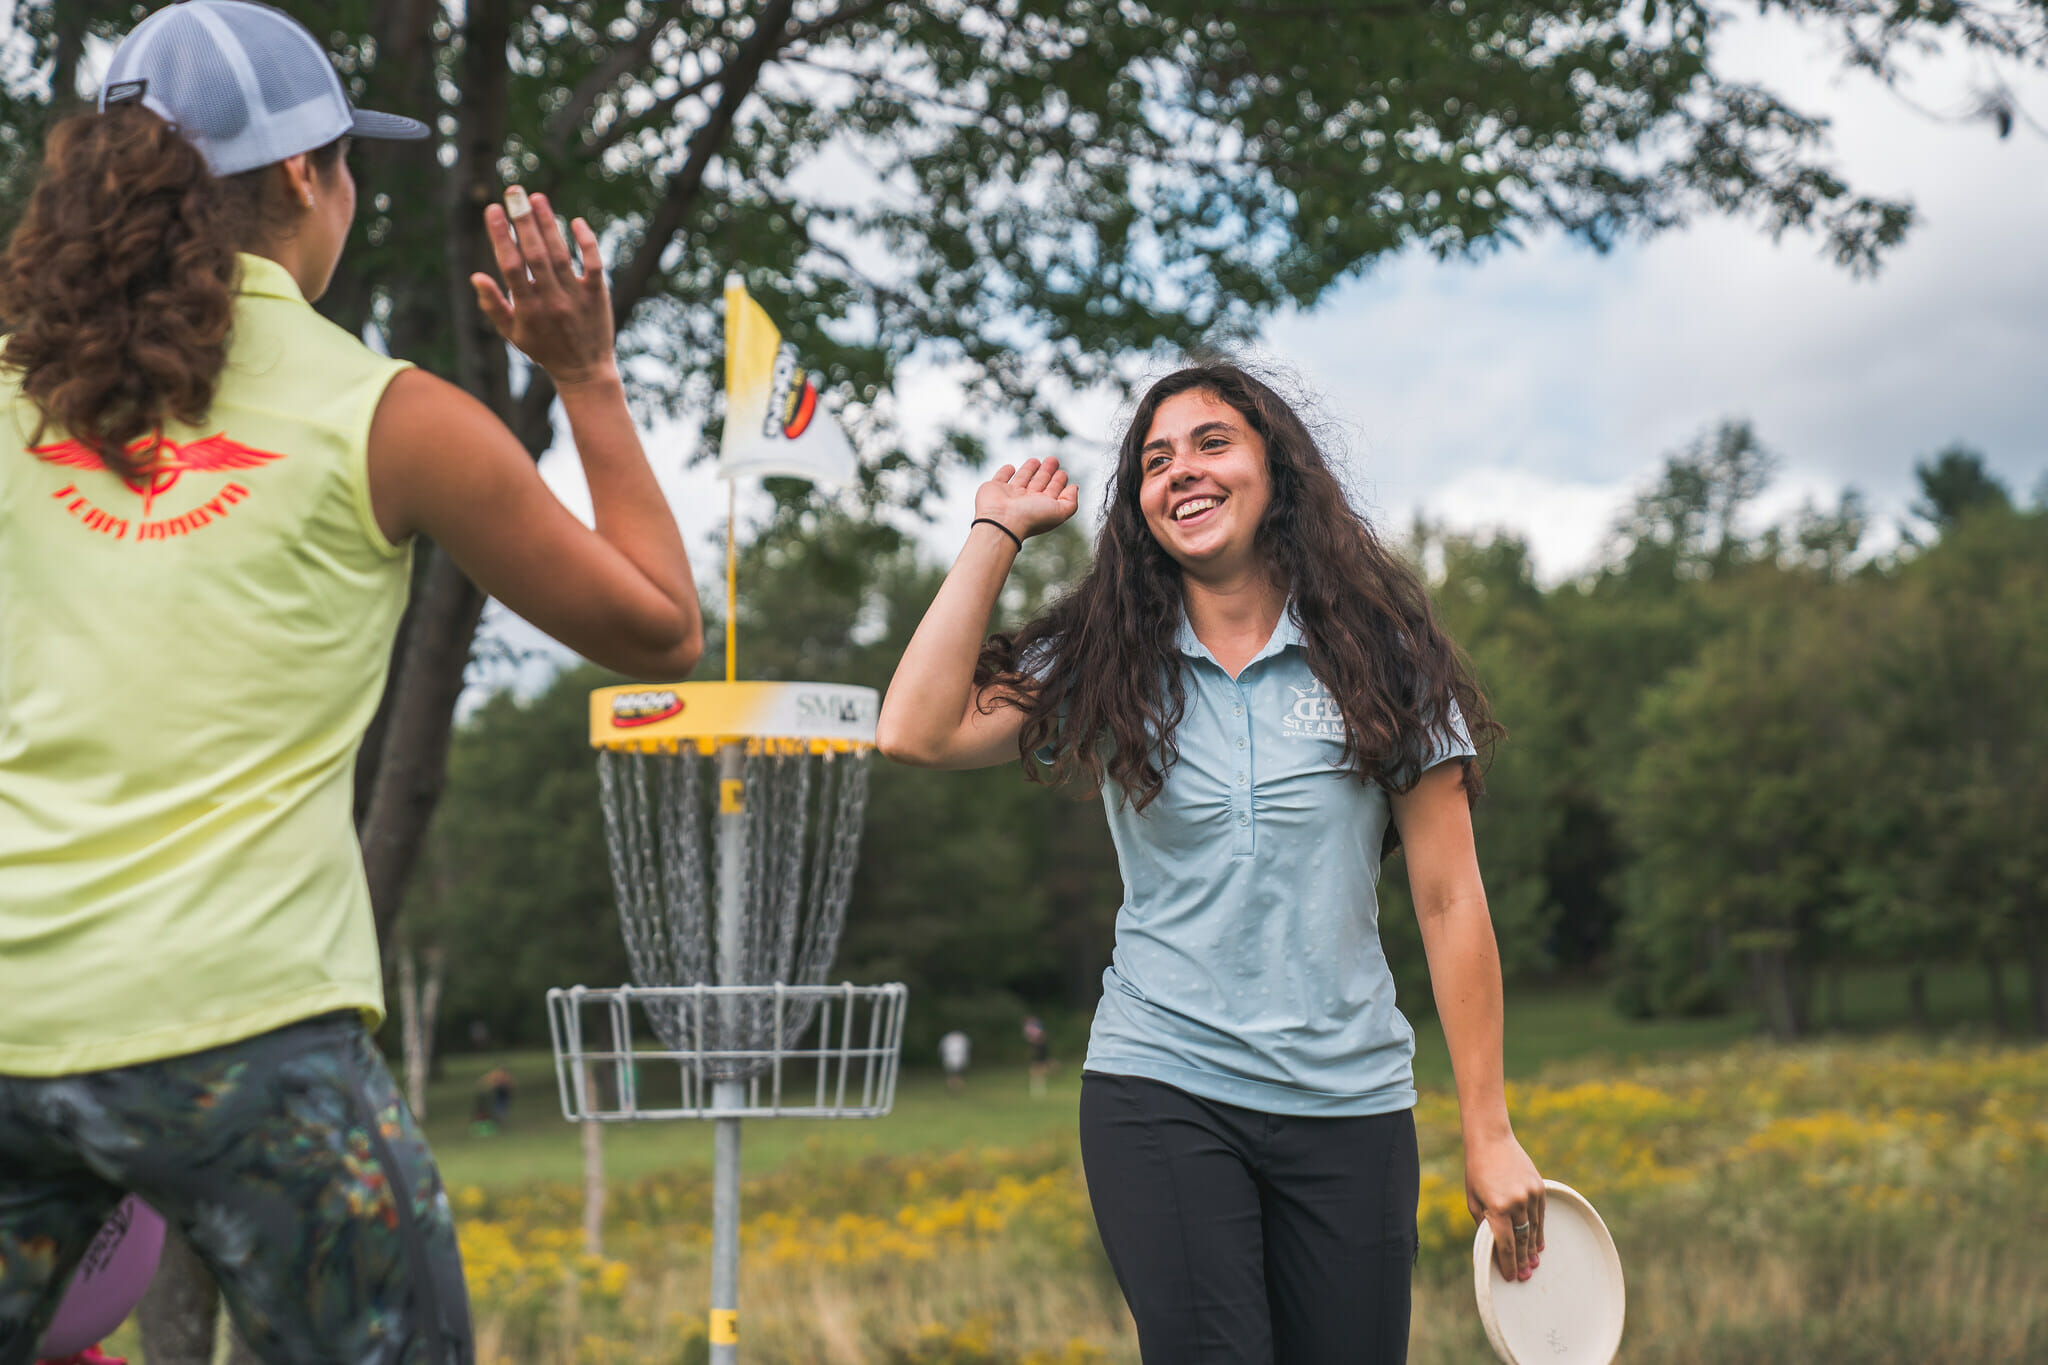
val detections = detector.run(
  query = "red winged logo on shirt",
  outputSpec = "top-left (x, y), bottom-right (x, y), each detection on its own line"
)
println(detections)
top-left (32, 433), bottom-right (285, 516)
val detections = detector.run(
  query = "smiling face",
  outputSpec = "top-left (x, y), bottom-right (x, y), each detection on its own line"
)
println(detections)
top-left (1136, 388), bottom-right (1273, 579)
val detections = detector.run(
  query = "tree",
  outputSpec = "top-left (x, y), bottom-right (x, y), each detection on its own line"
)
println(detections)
top-left (1911, 444), bottom-right (2012, 531)
top-left (1872, 505), bottom-right (2048, 1034)
top-left (4, 0), bottom-right (2014, 973)
top-left (1380, 526), bottom-right (1567, 998)
top-left (1616, 576), bottom-right (1866, 1035)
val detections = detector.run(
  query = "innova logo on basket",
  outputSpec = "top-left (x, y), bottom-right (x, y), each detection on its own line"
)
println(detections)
top-left (611, 689), bottom-right (685, 727)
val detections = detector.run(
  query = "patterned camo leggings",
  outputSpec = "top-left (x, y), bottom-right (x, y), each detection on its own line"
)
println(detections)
top-left (0, 1013), bottom-right (473, 1365)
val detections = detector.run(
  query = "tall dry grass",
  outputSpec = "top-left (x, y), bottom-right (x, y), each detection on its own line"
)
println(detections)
top-left (455, 1038), bottom-right (2048, 1363)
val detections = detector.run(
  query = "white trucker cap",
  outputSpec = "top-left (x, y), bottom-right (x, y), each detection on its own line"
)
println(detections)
top-left (98, 1), bottom-right (427, 178)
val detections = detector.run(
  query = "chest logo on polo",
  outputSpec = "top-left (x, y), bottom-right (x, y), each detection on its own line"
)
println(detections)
top-left (1282, 679), bottom-right (1346, 739)
top-left (33, 433), bottom-right (284, 542)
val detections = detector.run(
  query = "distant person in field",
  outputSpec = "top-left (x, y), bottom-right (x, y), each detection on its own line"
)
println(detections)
top-left (938, 1030), bottom-right (972, 1094)
top-left (878, 362), bottom-right (1545, 1364)
top-left (480, 1068), bottom-right (516, 1126)
top-left (1022, 1015), bottom-right (1051, 1098)
top-left (0, 4), bottom-right (701, 1361)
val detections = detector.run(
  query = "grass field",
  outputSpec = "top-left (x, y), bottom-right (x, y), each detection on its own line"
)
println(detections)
top-left (97, 969), bottom-right (2039, 1362)
top-left (418, 964), bottom-right (2002, 1190)
top-left (433, 1032), bottom-right (2047, 1364)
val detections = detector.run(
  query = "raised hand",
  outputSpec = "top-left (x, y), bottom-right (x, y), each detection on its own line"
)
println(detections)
top-left (469, 186), bottom-right (617, 390)
top-left (975, 457), bottom-right (1080, 544)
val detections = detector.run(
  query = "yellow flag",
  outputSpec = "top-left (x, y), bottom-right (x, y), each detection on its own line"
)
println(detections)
top-left (720, 275), bottom-right (857, 487)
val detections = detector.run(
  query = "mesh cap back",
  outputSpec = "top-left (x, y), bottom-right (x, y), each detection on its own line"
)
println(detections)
top-left (100, 1), bottom-right (426, 178)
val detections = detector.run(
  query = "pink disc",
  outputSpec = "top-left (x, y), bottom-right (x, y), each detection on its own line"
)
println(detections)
top-left (38, 1197), bottom-right (166, 1360)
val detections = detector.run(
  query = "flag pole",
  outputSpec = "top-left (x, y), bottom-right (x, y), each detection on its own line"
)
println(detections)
top-left (725, 477), bottom-right (737, 684)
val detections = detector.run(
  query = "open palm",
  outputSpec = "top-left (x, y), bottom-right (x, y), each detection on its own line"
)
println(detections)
top-left (976, 457), bottom-right (1080, 542)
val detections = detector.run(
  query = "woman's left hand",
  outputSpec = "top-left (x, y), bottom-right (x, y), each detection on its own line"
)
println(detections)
top-left (1466, 1132), bottom-right (1545, 1282)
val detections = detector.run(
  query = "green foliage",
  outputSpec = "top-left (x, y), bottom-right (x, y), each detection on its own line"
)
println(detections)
top-left (4, 0), bottom-right (1999, 465)
top-left (413, 433), bottom-right (2048, 1046)
top-left (1612, 497), bottom-right (2048, 1034)
top-left (1911, 444), bottom-right (2012, 531)
top-left (1615, 575), bottom-right (1862, 1030)
top-left (404, 662), bottom-right (632, 1046)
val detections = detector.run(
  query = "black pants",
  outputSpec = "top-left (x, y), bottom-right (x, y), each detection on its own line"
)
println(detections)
top-left (1079, 1072), bottom-right (1418, 1365)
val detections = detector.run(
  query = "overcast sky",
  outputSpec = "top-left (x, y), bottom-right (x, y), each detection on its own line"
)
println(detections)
top-left (506, 15), bottom-right (2048, 683)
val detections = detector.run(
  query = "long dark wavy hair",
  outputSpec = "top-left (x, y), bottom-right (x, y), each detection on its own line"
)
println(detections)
top-left (0, 104), bottom-right (342, 477)
top-left (977, 361), bottom-right (1501, 819)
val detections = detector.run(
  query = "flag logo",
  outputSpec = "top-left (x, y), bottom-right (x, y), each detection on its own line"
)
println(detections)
top-left (721, 275), bottom-right (856, 487)
top-left (767, 345), bottom-right (820, 440)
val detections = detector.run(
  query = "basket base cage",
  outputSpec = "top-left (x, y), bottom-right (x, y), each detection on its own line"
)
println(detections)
top-left (548, 983), bottom-right (908, 1122)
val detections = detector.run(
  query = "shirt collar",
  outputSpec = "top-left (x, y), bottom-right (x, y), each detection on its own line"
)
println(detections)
top-left (235, 253), bottom-right (307, 304)
top-left (1174, 599), bottom-right (1305, 665)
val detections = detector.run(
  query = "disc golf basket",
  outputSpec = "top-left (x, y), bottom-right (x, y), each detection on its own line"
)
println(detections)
top-left (548, 680), bottom-right (906, 1362)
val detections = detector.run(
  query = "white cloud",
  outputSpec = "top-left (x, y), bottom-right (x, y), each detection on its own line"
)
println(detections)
top-left (1255, 15), bottom-right (2048, 581)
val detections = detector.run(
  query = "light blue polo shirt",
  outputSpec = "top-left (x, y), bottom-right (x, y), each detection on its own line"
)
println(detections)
top-left (1080, 608), bottom-right (1474, 1116)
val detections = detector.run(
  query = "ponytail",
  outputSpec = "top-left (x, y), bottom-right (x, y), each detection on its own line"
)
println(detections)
top-left (0, 105), bottom-right (335, 478)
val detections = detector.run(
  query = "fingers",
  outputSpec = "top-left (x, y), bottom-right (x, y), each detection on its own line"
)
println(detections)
top-left (525, 190), bottom-right (578, 283)
top-left (503, 186), bottom-right (564, 292)
top-left (483, 203), bottom-right (530, 301)
top-left (1480, 1194), bottom-right (1538, 1281)
top-left (1532, 1185), bottom-right (1546, 1254)
top-left (470, 273), bottom-right (513, 336)
top-left (570, 216), bottom-right (609, 304)
top-left (1486, 1207), bottom-right (1520, 1282)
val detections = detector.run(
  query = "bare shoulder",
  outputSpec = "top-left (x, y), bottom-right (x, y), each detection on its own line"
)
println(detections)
top-left (366, 368), bottom-right (530, 544)
top-left (370, 367), bottom-right (500, 449)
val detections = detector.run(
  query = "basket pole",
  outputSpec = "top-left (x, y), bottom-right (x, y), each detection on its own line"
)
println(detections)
top-left (725, 478), bottom-right (738, 684)
top-left (710, 742), bottom-right (748, 1360)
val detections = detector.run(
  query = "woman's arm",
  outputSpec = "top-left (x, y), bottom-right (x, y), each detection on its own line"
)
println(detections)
top-left (875, 458), bottom-right (1078, 769)
top-left (1391, 759), bottom-right (1546, 1283)
top-left (367, 188), bottom-right (701, 680)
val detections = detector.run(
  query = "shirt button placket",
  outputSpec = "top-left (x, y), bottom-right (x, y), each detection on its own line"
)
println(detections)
top-left (1233, 685), bottom-right (1254, 854)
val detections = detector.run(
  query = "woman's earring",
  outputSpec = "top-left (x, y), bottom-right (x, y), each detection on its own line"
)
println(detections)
top-left (301, 188), bottom-right (316, 209)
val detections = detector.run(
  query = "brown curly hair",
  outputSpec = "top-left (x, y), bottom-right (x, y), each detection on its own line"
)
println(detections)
top-left (978, 361), bottom-right (1501, 819)
top-left (0, 104), bottom-right (341, 477)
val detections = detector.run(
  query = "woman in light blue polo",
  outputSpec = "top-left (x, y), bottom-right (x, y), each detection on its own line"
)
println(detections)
top-left (877, 362), bottom-right (1544, 1363)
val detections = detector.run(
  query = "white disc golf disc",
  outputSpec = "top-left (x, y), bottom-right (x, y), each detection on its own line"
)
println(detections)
top-left (1472, 1179), bottom-right (1624, 1365)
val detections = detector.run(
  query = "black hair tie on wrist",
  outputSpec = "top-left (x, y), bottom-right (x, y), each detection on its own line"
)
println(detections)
top-left (971, 517), bottom-right (1024, 552)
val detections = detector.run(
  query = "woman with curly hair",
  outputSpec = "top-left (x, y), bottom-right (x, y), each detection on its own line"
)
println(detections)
top-left (877, 362), bottom-right (1544, 1363)
top-left (0, 4), bottom-right (700, 1362)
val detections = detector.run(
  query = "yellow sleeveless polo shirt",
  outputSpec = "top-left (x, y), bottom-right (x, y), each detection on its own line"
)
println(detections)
top-left (0, 253), bottom-right (413, 1074)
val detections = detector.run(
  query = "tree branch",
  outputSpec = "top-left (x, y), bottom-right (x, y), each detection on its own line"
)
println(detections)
top-left (608, 0), bottom-right (799, 322)
top-left (581, 64), bottom-right (728, 163)
top-left (783, 0), bottom-right (890, 50)
top-left (545, 11), bottom-right (683, 158)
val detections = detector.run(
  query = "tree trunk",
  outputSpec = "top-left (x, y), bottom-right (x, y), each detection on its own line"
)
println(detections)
top-left (138, 1227), bottom-right (260, 1365)
top-left (138, 1230), bottom-right (216, 1365)
top-left (362, 549), bottom-right (489, 940)
top-left (1907, 967), bottom-right (1929, 1033)
top-left (400, 941), bottom-right (447, 1121)
top-left (1984, 954), bottom-right (2008, 1034)
top-left (2027, 944), bottom-right (2048, 1039)
top-left (1750, 950), bottom-right (1804, 1039)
